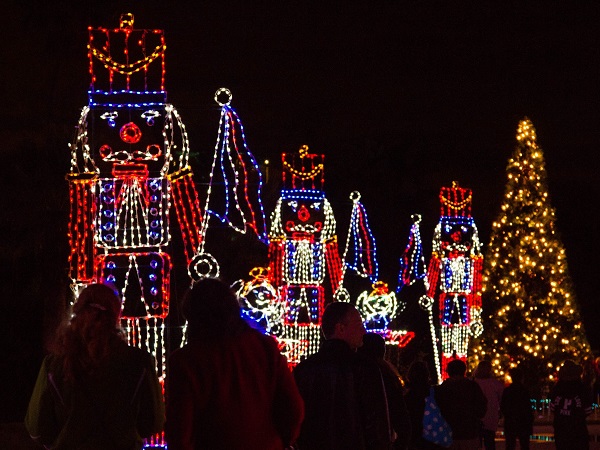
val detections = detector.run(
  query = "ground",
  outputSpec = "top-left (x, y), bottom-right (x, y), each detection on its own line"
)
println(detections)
top-left (4, 419), bottom-right (600, 449)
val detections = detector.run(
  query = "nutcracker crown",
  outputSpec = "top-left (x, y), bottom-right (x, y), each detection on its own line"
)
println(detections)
top-left (87, 13), bottom-right (167, 106)
top-left (439, 181), bottom-right (472, 217)
top-left (281, 145), bottom-right (325, 191)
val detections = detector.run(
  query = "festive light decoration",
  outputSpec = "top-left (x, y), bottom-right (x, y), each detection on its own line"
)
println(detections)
top-left (334, 193), bottom-right (413, 348)
top-left (425, 182), bottom-right (483, 378)
top-left (354, 284), bottom-right (413, 347)
top-left (266, 146), bottom-right (344, 363)
top-left (207, 88), bottom-right (267, 243)
top-left (339, 191), bottom-right (379, 286)
top-left (231, 152), bottom-right (416, 361)
top-left (67, 15), bottom-right (204, 448)
top-left (196, 88), bottom-right (268, 277)
top-left (397, 214), bottom-right (427, 292)
top-left (235, 267), bottom-right (283, 334)
top-left (395, 214), bottom-right (442, 383)
top-left (471, 118), bottom-right (591, 387)
top-left (356, 281), bottom-right (398, 331)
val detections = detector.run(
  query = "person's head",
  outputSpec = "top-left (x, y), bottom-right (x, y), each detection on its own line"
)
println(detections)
top-left (474, 359), bottom-right (493, 379)
top-left (321, 302), bottom-right (366, 350)
top-left (446, 359), bottom-right (467, 378)
top-left (508, 366), bottom-right (525, 384)
top-left (558, 359), bottom-right (583, 381)
top-left (73, 283), bottom-right (122, 325)
top-left (359, 332), bottom-right (386, 360)
top-left (57, 283), bottom-right (125, 380)
top-left (182, 277), bottom-right (243, 340)
top-left (407, 360), bottom-right (431, 387)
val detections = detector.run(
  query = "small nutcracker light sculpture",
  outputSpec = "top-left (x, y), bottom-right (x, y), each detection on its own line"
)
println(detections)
top-left (66, 17), bottom-right (204, 444)
top-left (268, 145), bottom-right (344, 363)
top-left (356, 281), bottom-right (398, 331)
top-left (425, 182), bottom-right (483, 378)
top-left (235, 267), bottom-right (284, 335)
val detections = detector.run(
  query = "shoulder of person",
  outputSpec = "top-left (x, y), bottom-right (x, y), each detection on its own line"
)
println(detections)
top-left (490, 378), bottom-right (505, 390)
top-left (471, 378), bottom-right (486, 391)
top-left (250, 327), bottom-right (280, 348)
top-left (43, 353), bottom-right (61, 372)
top-left (293, 347), bottom-right (338, 376)
top-left (122, 345), bottom-right (156, 366)
top-left (292, 354), bottom-right (316, 378)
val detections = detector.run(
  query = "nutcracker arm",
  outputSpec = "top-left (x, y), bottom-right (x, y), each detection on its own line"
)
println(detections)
top-left (471, 255), bottom-right (483, 308)
top-left (324, 237), bottom-right (343, 294)
top-left (168, 167), bottom-right (203, 266)
top-left (426, 254), bottom-right (441, 299)
top-left (66, 173), bottom-right (97, 287)
top-left (268, 238), bottom-right (285, 287)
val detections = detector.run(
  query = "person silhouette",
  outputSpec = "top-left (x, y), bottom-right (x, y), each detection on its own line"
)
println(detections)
top-left (25, 284), bottom-right (164, 449)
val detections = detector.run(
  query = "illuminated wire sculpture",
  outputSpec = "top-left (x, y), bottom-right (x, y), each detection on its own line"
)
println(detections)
top-left (425, 182), bottom-right (483, 379)
top-left (267, 146), bottom-right (344, 363)
top-left (67, 15), bottom-right (204, 447)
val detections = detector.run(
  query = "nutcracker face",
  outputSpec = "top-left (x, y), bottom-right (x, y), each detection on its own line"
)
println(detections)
top-left (440, 217), bottom-right (474, 255)
top-left (91, 106), bottom-right (168, 177)
top-left (280, 191), bottom-right (326, 240)
top-left (89, 105), bottom-right (171, 249)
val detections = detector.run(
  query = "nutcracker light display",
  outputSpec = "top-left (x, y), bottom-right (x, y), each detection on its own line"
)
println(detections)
top-left (235, 266), bottom-right (284, 335)
top-left (267, 145), bottom-right (344, 362)
top-left (425, 181), bottom-right (483, 378)
top-left (338, 191), bottom-right (379, 291)
top-left (339, 193), bottom-right (413, 348)
top-left (67, 17), bottom-right (204, 443)
top-left (396, 214), bottom-right (442, 383)
top-left (196, 87), bottom-right (268, 279)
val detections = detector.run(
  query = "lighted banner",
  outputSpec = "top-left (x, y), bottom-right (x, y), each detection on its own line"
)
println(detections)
top-left (339, 192), bottom-right (413, 348)
top-left (396, 214), bottom-right (441, 383)
top-left (196, 88), bottom-right (268, 279)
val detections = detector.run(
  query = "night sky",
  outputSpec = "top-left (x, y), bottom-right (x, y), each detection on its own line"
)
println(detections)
top-left (2, 0), bottom-right (600, 420)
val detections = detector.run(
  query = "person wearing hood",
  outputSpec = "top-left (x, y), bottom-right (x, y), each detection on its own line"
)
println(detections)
top-left (549, 359), bottom-right (593, 450)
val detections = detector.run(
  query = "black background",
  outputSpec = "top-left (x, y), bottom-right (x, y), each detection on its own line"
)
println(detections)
top-left (2, 0), bottom-right (599, 421)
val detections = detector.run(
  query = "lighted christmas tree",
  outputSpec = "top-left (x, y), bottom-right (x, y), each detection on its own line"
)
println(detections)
top-left (471, 118), bottom-right (591, 391)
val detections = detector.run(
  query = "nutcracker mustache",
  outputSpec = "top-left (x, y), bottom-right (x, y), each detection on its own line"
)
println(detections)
top-left (285, 222), bottom-right (323, 233)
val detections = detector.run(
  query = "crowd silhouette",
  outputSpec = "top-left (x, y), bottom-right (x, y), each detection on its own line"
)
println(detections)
top-left (24, 279), bottom-right (595, 450)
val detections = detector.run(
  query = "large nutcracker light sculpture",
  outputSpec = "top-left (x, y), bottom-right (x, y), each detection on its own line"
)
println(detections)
top-left (425, 182), bottom-right (483, 378)
top-left (66, 14), bottom-right (205, 433)
top-left (268, 145), bottom-right (344, 362)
